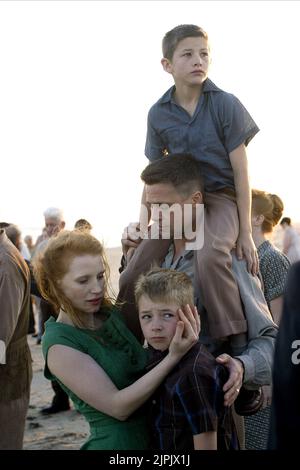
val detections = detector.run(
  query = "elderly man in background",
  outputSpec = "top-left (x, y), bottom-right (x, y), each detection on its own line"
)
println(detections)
top-left (0, 224), bottom-right (32, 449)
top-left (34, 207), bottom-right (65, 255)
top-left (33, 207), bottom-right (66, 343)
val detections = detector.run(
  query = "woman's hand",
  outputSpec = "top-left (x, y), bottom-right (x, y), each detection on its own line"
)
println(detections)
top-left (168, 304), bottom-right (200, 358)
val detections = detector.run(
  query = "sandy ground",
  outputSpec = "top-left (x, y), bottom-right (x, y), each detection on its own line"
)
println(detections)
top-left (23, 246), bottom-right (122, 450)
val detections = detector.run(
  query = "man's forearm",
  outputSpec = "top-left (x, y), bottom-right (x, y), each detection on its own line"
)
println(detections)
top-left (139, 185), bottom-right (151, 226)
top-left (231, 255), bottom-right (277, 386)
top-left (235, 331), bottom-right (276, 386)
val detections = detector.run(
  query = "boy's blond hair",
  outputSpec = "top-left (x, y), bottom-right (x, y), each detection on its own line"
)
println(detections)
top-left (135, 267), bottom-right (194, 308)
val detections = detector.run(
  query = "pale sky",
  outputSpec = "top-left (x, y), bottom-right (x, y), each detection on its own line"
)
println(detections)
top-left (1, 0), bottom-right (299, 246)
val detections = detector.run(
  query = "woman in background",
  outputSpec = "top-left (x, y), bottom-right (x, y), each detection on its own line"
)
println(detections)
top-left (252, 190), bottom-right (290, 325)
top-left (280, 217), bottom-right (300, 264)
top-left (245, 189), bottom-right (290, 450)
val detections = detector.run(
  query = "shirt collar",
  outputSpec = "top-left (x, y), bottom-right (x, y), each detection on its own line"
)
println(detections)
top-left (167, 242), bottom-right (194, 261)
top-left (145, 345), bottom-right (168, 371)
top-left (160, 78), bottom-right (222, 104)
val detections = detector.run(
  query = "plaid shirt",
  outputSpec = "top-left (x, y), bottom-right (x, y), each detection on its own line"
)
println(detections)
top-left (146, 342), bottom-right (238, 450)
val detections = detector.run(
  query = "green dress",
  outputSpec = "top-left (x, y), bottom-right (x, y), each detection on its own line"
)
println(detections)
top-left (42, 307), bottom-right (150, 450)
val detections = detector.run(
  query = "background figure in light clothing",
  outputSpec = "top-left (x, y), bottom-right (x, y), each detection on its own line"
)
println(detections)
top-left (280, 217), bottom-right (300, 264)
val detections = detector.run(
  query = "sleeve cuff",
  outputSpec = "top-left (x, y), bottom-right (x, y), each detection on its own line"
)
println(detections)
top-left (235, 354), bottom-right (255, 384)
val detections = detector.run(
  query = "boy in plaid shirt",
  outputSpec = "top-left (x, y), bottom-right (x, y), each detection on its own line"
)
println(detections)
top-left (136, 268), bottom-right (238, 450)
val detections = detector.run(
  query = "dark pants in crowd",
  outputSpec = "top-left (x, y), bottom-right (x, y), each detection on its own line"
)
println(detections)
top-left (40, 299), bottom-right (70, 412)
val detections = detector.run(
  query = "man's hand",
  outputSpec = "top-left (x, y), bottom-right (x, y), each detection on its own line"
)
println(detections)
top-left (236, 231), bottom-right (259, 275)
top-left (216, 354), bottom-right (244, 407)
top-left (121, 222), bottom-right (143, 261)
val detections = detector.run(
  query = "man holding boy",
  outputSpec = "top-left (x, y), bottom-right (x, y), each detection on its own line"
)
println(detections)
top-left (119, 154), bottom-right (277, 415)
top-left (137, 24), bottom-right (260, 354)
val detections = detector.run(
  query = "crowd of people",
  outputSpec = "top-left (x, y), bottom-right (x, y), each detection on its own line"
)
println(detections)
top-left (1, 24), bottom-right (300, 451)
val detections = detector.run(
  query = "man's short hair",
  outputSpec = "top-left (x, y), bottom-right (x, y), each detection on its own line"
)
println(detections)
top-left (162, 24), bottom-right (209, 61)
top-left (43, 207), bottom-right (64, 222)
top-left (135, 267), bottom-right (194, 308)
top-left (141, 153), bottom-right (204, 198)
top-left (0, 222), bottom-right (10, 229)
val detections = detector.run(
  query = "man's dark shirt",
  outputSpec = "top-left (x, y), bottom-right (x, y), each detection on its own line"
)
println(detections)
top-left (269, 261), bottom-right (300, 449)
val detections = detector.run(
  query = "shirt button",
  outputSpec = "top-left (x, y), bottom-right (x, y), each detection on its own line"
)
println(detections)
top-left (152, 399), bottom-right (157, 404)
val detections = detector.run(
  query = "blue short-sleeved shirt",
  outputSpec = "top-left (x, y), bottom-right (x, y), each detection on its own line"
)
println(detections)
top-left (145, 79), bottom-right (259, 192)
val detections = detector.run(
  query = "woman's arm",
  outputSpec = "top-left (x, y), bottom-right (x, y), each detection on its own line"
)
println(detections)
top-left (48, 306), bottom-right (199, 421)
top-left (48, 345), bottom-right (182, 421)
top-left (193, 431), bottom-right (217, 450)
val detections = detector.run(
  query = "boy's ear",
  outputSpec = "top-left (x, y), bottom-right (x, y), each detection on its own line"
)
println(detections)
top-left (161, 57), bottom-right (172, 73)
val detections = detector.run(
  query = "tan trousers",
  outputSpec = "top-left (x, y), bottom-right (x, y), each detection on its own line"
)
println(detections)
top-left (194, 190), bottom-right (247, 339)
top-left (0, 392), bottom-right (29, 449)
